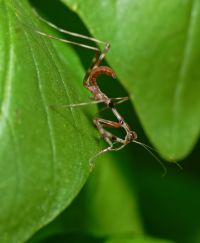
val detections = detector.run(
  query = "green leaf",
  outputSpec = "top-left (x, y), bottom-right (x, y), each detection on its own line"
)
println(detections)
top-left (62, 0), bottom-right (200, 160)
top-left (0, 0), bottom-right (98, 242)
top-left (27, 152), bottom-right (144, 242)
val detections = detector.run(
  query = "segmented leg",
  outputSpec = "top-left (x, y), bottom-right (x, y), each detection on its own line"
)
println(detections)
top-left (93, 117), bottom-right (127, 145)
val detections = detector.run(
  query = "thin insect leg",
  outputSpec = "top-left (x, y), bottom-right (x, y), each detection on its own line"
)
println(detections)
top-left (93, 118), bottom-right (135, 153)
top-left (83, 52), bottom-right (100, 83)
top-left (29, 7), bottom-right (111, 68)
top-left (66, 96), bottom-right (129, 109)
top-left (94, 118), bottom-right (116, 145)
top-left (59, 96), bottom-right (129, 117)
top-left (92, 123), bottom-right (128, 157)
top-left (95, 118), bottom-right (121, 128)
top-left (32, 8), bottom-right (111, 86)
top-left (50, 97), bottom-right (129, 111)
top-left (13, 5), bottom-right (101, 52)
top-left (89, 118), bottom-right (115, 168)
top-left (89, 144), bottom-right (113, 169)
top-left (104, 97), bottom-right (129, 108)
top-left (97, 97), bottom-right (129, 115)
top-left (111, 96), bottom-right (129, 102)
top-left (109, 144), bottom-right (127, 151)
top-left (94, 118), bottom-right (127, 145)
top-left (50, 100), bottom-right (104, 109)
top-left (15, 1), bottom-right (110, 66)
top-left (89, 139), bottom-right (126, 170)
top-left (14, 2), bottom-right (108, 65)
top-left (95, 43), bottom-right (110, 68)
top-left (83, 45), bottom-right (111, 87)
top-left (29, 30), bottom-right (100, 52)
top-left (89, 141), bottom-right (126, 170)
top-left (110, 103), bottom-right (138, 143)
top-left (32, 8), bottom-right (107, 46)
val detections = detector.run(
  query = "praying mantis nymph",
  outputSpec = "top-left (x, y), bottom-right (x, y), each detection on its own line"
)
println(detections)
top-left (14, 4), bottom-right (168, 174)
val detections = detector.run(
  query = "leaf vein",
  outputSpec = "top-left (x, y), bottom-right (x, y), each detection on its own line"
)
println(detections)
top-left (22, 30), bottom-right (57, 192)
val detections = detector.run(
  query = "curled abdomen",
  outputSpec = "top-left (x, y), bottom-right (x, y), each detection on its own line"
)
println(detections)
top-left (84, 66), bottom-right (116, 102)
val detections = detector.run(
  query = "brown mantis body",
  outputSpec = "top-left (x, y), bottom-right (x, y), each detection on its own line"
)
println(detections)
top-left (83, 53), bottom-right (138, 160)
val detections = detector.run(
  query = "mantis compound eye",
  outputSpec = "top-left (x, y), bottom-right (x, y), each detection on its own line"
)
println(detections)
top-left (130, 131), bottom-right (137, 141)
